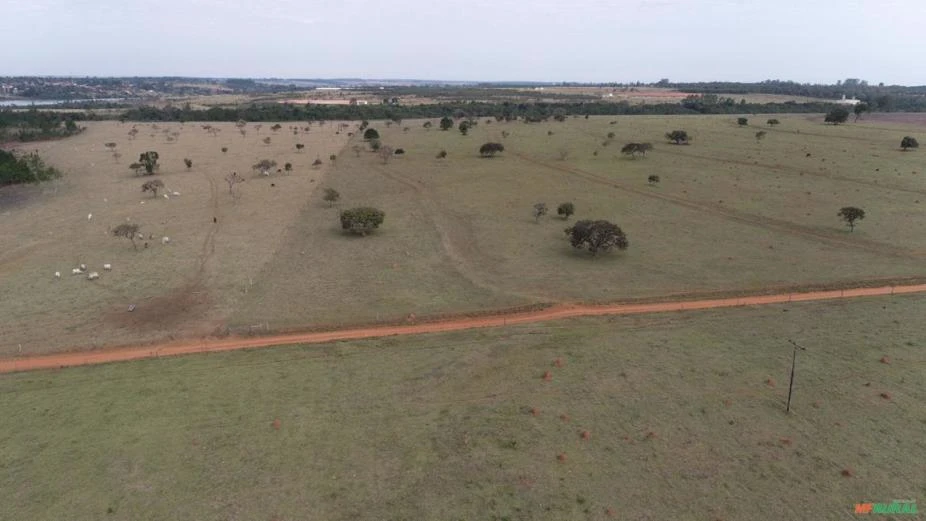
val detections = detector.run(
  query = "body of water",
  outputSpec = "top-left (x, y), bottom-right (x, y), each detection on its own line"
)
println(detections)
top-left (0, 98), bottom-right (125, 107)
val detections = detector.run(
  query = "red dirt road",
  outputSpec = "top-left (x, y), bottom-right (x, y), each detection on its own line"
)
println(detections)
top-left (2, 284), bottom-right (925, 374)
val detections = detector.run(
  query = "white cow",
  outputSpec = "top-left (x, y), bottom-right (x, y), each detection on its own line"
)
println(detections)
top-left (103, 263), bottom-right (112, 271)
top-left (79, 264), bottom-right (87, 272)
top-left (55, 271), bottom-right (61, 278)
top-left (87, 272), bottom-right (100, 280)
top-left (161, 236), bottom-right (170, 245)
top-left (71, 268), bottom-right (82, 275)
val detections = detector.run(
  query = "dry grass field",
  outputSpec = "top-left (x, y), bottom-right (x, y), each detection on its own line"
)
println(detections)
top-left (2, 113), bottom-right (925, 356)
top-left (233, 114), bottom-right (926, 332)
top-left (0, 120), bottom-right (348, 356)
top-left (2, 295), bottom-right (924, 521)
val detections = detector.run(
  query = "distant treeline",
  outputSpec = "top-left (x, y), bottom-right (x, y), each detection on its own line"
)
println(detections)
top-left (121, 100), bottom-right (847, 123)
top-left (0, 108), bottom-right (84, 141)
top-left (665, 80), bottom-right (926, 110)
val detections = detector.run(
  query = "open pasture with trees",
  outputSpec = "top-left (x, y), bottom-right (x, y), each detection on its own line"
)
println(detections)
top-left (0, 120), bottom-right (348, 356)
top-left (2, 114), bottom-right (926, 356)
top-left (2, 295), bottom-right (925, 520)
top-left (235, 113), bottom-right (926, 333)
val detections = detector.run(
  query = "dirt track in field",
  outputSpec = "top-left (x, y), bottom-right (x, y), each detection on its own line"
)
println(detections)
top-left (2, 283), bottom-right (925, 374)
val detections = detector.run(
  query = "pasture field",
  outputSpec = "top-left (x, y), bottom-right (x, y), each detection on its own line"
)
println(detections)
top-left (2, 114), bottom-right (925, 356)
top-left (234, 113), bottom-right (926, 332)
top-left (2, 295), bottom-right (924, 521)
top-left (0, 120), bottom-right (348, 356)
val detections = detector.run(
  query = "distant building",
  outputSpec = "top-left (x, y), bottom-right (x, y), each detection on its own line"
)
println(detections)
top-left (835, 94), bottom-right (861, 106)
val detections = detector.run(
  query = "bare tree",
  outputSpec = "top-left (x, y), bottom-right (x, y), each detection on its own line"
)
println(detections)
top-left (224, 171), bottom-right (245, 195)
top-left (113, 223), bottom-right (140, 250)
top-left (141, 179), bottom-right (164, 198)
top-left (378, 145), bottom-right (395, 164)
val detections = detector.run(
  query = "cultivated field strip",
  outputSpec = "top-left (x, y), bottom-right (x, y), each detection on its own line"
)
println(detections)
top-left (3, 282), bottom-right (925, 373)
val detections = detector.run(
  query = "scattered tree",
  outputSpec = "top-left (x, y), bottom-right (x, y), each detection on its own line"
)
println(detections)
top-left (755, 131), bottom-right (767, 142)
top-left (394, 148), bottom-right (405, 155)
top-left (737, 117), bottom-right (748, 126)
top-left (323, 188), bottom-right (340, 207)
top-left (606, 132), bottom-right (616, 139)
top-left (329, 154), bottom-right (337, 163)
top-left (284, 162), bottom-right (292, 172)
top-left (184, 158), bottom-right (193, 169)
top-left (221, 147), bottom-right (228, 154)
top-left (900, 136), bottom-right (919, 151)
top-left (312, 158), bottom-right (323, 168)
top-left (621, 142), bottom-right (652, 158)
top-left (423, 121), bottom-right (433, 129)
top-left (340, 207), bottom-right (385, 235)
top-left (271, 124), bottom-right (282, 132)
top-left (854, 103), bottom-right (869, 122)
top-left (824, 107), bottom-right (850, 125)
top-left (565, 220), bottom-right (629, 256)
top-left (439, 117), bottom-right (453, 131)
top-left (113, 223), bottom-right (140, 250)
top-left (252, 159), bottom-right (277, 175)
top-left (552, 108), bottom-right (567, 122)
top-left (479, 142), bottom-right (505, 157)
top-left (104, 142), bottom-right (117, 152)
top-left (370, 140), bottom-right (381, 151)
top-left (459, 121), bottom-right (470, 135)
top-left (141, 179), bottom-right (164, 198)
top-left (436, 149), bottom-right (447, 159)
top-left (501, 130), bottom-right (510, 139)
top-left (129, 162), bottom-right (144, 176)
top-left (767, 118), bottom-right (780, 126)
top-left (378, 145), bottom-right (395, 164)
top-left (533, 202), bottom-right (548, 222)
top-left (262, 137), bottom-right (271, 145)
top-left (837, 206), bottom-right (865, 232)
top-left (295, 143), bottom-right (305, 151)
top-left (557, 202), bottom-right (575, 220)
top-left (665, 130), bottom-right (689, 144)
top-left (224, 171), bottom-right (244, 194)
top-left (138, 151), bottom-right (159, 175)
top-left (648, 174), bottom-right (660, 185)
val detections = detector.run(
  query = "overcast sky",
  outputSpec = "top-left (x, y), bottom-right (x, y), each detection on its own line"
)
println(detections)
top-left (2, 0), bottom-right (924, 84)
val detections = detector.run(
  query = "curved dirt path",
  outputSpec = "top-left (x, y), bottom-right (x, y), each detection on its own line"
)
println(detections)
top-left (3, 283), bottom-right (925, 374)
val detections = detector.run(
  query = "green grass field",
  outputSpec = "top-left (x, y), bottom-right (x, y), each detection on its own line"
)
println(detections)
top-left (3, 294), bottom-right (925, 521)
top-left (233, 114), bottom-right (926, 332)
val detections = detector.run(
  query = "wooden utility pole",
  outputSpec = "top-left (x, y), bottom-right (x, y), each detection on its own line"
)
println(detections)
top-left (786, 339), bottom-right (806, 413)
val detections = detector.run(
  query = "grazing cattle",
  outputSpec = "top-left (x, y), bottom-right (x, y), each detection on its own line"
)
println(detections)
top-left (103, 264), bottom-right (112, 271)
top-left (79, 264), bottom-right (87, 272)
top-left (55, 271), bottom-right (61, 278)
top-left (87, 272), bottom-right (100, 280)
top-left (71, 268), bottom-right (82, 275)
top-left (161, 236), bottom-right (170, 244)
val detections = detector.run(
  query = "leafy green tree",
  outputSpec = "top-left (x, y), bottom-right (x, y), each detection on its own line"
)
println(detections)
top-left (648, 174), bottom-right (660, 185)
top-left (459, 121), bottom-right (470, 135)
top-left (340, 207), bottom-right (385, 235)
top-left (439, 117), bottom-right (453, 131)
top-left (565, 220), bottom-right (629, 256)
top-left (0, 149), bottom-right (61, 186)
top-left (824, 107), bottom-right (850, 124)
top-left (621, 142), bottom-right (652, 158)
top-left (221, 147), bottom-right (228, 154)
top-left (113, 223), bottom-right (140, 250)
top-left (284, 162), bottom-right (292, 171)
top-left (557, 202), bottom-right (575, 220)
top-left (901, 136), bottom-right (919, 151)
top-left (853, 103), bottom-right (869, 122)
top-left (138, 151), bottom-right (159, 175)
top-left (295, 143), bottom-right (305, 151)
top-left (323, 188), bottom-right (340, 207)
top-left (142, 179), bottom-right (164, 198)
top-left (533, 202), bottom-right (548, 222)
top-left (766, 118), bottom-right (780, 126)
top-left (363, 128), bottom-right (380, 140)
top-left (837, 206), bottom-right (865, 231)
top-left (737, 117), bottom-right (748, 126)
top-left (184, 158), bottom-right (193, 169)
top-left (252, 159), bottom-right (277, 175)
top-left (479, 142), bottom-right (505, 157)
top-left (665, 130), bottom-right (689, 144)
